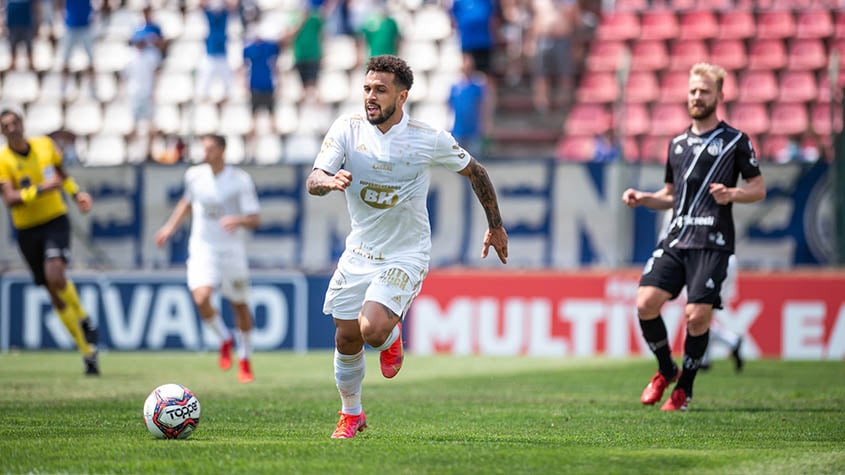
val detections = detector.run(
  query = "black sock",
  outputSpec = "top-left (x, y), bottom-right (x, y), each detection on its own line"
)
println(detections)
top-left (639, 316), bottom-right (677, 378)
top-left (677, 330), bottom-right (710, 397)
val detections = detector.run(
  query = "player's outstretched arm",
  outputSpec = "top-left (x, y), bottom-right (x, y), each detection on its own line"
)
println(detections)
top-left (709, 175), bottom-right (766, 205)
top-left (306, 168), bottom-right (351, 196)
top-left (154, 198), bottom-right (191, 247)
top-left (458, 158), bottom-right (508, 264)
top-left (622, 184), bottom-right (674, 210)
top-left (55, 164), bottom-right (92, 213)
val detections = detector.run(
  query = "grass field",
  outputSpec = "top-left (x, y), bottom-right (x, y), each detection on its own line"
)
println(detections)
top-left (0, 352), bottom-right (843, 475)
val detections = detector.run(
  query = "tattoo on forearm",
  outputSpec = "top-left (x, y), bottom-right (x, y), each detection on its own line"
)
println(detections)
top-left (307, 174), bottom-right (331, 196)
top-left (467, 162), bottom-right (503, 228)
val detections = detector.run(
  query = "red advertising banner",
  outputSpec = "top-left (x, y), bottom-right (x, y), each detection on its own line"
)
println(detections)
top-left (407, 270), bottom-right (845, 360)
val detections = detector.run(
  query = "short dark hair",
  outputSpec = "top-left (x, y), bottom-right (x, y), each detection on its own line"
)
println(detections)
top-left (0, 109), bottom-right (22, 121)
top-left (202, 134), bottom-right (226, 149)
top-left (366, 55), bottom-right (414, 91)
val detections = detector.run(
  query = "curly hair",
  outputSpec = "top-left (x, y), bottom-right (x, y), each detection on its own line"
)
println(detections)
top-left (366, 55), bottom-right (414, 91)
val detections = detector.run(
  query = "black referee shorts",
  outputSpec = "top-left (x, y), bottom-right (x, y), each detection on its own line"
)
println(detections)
top-left (16, 214), bottom-right (71, 286)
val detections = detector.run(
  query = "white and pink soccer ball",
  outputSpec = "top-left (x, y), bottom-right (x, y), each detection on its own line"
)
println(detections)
top-left (142, 384), bottom-right (201, 439)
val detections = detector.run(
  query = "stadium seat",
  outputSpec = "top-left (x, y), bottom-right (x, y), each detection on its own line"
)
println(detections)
top-left (787, 39), bottom-right (827, 71)
top-left (657, 71), bottom-right (690, 103)
top-left (162, 39), bottom-right (204, 72)
top-left (25, 101), bottom-right (64, 136)
top-left (575, 72), bottom-right (619, 104)
top-left (672, 0), bottom-right (733, 10)
top-left (254, 133), bottom-right (283, 165)
top-left (612, 0), bottom-right (648, 11)
top-left (64, 99), bottom-right (103, 137)
top-left (323, 35), bottom-right (358, 72)
top-left (412, 5), bottom-right (453, 42)
top-left (219, 102), bottom-right (254, 136)
top-left (427, 71), bottom-right (460, 103)
top-left (729, 102), bottom-right (770, 136)
top-left (836, 11), bottom-right (845, 39)
top-left (737, 70), bottom-right (779, 103)
top-left (406, 72), bottom-right (429, 103)
top-left (400, 40), bottom-right (440, 73)
top-left (708, 39), bottom-right (748, 71)
top-left (283, 132), bottom-right (322, 164)
top-left (585, 40), bottom-right (628, 73)
top-left (619, 102), bottom-right (651, 136)
top-left (412, 102), bottom-right (451, 131)
top-left (188, 102), bottom-right (220, 135)
top-left (317, 70), bottom-right (351, 104)
top-left (795, 10), bottom-right (834, 39)
top-left (279, 70), bottom-right (304, 104)
top-left (101, 100), bottom-right (135, 136)
top-left (555, 135), bottom-right (595, 162)
top-left (630, 40), bottom-right (669, 72)
top-left (778, 71), bottom-right (818, 103)
top-left (756, 10), bottom-right (796, 40)
top-left (92, 73), bottom-right (118, 103)
top-left (668, 40), bottom-right (709, 72)
top-left (761, 134), bottom-right (792, 163)
top-left (32, 38), bottom-right (55, 72)
top-left (153, 103), bottom-right (182, 135)
top-left (155, 71), bottom-right (194, 105)
top-left (678, 10), bottom-right (718, 40)
top-left (182, 9), bottom-right (210, 41)
top-left (154, 8), bottom-right (185, 40)
top-left (274, 101), bottom-right (299, 135)
top-left (770, 103), bottom-right (809, 136)
top-left (649, 103), bottom-right (688, 136)
top-left (2, 70), bottom-right (40, 104)
top-left (717, 10), bottom-right (755, 40)
top-left (296, 102), bottom-right (334, 134)
top-left (621, 136), bottom-right (639, 162)
top-left (810, 102), bottom-right (844, 135)
top-left (640, 11), bottom-right (679, 41)
top-left (223, 134), bottom-right (246, 164)
top-left (624, 71), bottom-right (660, 104)
top-left (595, 11), bottom-right (640, 42)
top-left (638, 135), bottom-right (671, 163)
top-left (85, 134), bottom-right (127, 166)
top-left (438, 40), bottom-right (464, 72)
top-left (563, 104), bottom-right (612, 135)
top-left (747, 39), bottom-right (787, 71)
top-left (99, 8), bottom-right (141, 41)
top-left (94, 40), bottom-right (131, 73)
top-left (722, 70), bottom-right (738, 102)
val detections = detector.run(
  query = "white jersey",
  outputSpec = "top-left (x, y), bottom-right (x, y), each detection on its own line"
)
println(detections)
top-left (314, 112), bottom-right (470, 264)
top-left (183, 164), bottom-right (260, 255)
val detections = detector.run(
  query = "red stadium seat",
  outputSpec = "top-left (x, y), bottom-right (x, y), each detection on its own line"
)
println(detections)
top-left (795, 10), bottom-right (834, 39)
top-left (622, 136), bottom-right (640, 162)
top-left (585, 41), bottom-right (629, 73)
top-left (787, 39), bottom-right (828, 71)
top-left (624, 71), bottom-right (660, 104)
top-left (761, 134), bottom-right (793, 163)
top-left (778, 71), bottom-right (818, 103)
top-left (576, 72), bottom-right (619, 104)
top-left (737, 70), bottom-right (779, 103)
top-left (747, 39), bottom-right (787, 71)
top-left (756, 11), bottom-right (796, 40)
top-left (810, 102), bottom-right (844, 135)
top-left (596, 12), bottom-right (641, 42)
top-left (721, 70), bottom-right (738, 103)
top-left (658, 71), bottom-right (691, 102)
top-left (619, 102), bottom-right (651, 136)
top-left (709, 39), bottom-right (748, 71)
top-left (613, 0), bottom-right (648, 11)
top-left (770, 103), bottom-right (809, 136)
top-left (556, 135), bottom-right (595, 162)
top-left (818, 72), bottom-right (845, 103)
top-left (678, 11), bottom-right (718, 40)
top-left (640, 11), bottom-right (679, 41)
top-left (638, 134), bottom-right (671, 163)
top-left (668, 40), bottom-right (709, 72)
top-left (650, 103), bottom-right (689, 136)
top-left (836, 11), bottom-right (845, 39)
top-left (729, 102), bottom-right (770, 136)
top-left (630, 40), bottom-right (669, 72)
top-left (564, 104), bottom-right (612, 136)
top-left (718, 10), bottom-right (755, 40)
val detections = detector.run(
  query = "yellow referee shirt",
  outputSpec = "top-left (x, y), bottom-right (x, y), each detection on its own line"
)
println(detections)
top-left (0, 136), bottom-right (68, 229)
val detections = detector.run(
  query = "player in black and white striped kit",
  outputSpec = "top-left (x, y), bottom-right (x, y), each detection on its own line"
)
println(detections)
top-left (622, 63), bottom-right (766, 411)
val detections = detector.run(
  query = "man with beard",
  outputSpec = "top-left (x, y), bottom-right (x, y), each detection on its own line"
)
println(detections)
top-left (621, 63), bottom-right (766, 411)
top-left (307, 55), bottom-right (509, 438)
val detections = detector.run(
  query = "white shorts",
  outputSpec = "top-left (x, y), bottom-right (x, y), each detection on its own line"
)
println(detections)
top-left (186, 248), bottom-right (250, 303)
top-left (323, 252), bottom-right (428, 321)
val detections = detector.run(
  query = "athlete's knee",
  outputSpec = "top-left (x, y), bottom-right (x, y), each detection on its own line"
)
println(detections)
top-left (686, 305), bottom-right (713, 335)
top-left (636, 288), bottom-right (667, 319)
top-left (335, 325), bottom-right (363, 351)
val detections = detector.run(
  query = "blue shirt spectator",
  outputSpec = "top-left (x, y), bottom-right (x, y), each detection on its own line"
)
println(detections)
top-left (6, 0), bottom-right (35, 28)
top-left (450, 0), bottom-right (496, 52)
top-left (243, 39), bottom-right (280, 92)
top-left (205, 7), bottom-right (229, 56)
top-left (64, 0), bottom-right (92, 27)
top-left (449, 77), bottom-right (485, 141)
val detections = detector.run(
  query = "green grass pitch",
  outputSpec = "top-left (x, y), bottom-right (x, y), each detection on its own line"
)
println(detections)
top-left (0, 352), bottom-right (843, 474)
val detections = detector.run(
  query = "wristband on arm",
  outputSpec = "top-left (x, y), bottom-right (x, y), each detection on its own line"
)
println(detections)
top-left (62, 177), bottom-right (80, 197)
top-left (20, 185), bottom-right (38, 204)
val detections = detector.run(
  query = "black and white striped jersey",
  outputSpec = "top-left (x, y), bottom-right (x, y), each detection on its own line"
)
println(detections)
top-left (662, 121), bottom-right (762, 252)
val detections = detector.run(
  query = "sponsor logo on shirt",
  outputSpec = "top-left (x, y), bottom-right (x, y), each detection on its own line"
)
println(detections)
top-left (360, 181), bottom-right (399, 209)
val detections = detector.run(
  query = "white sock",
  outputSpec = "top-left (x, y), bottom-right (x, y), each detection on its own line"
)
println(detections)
top-left (710, 325), bottom-right (740, 348)
top-left (334, 349), bottom-right (365, 416)
top-left (373, 325), bottom-right (400, 351)
top-left (206, 313), bottom-right (232, 342)
top-left (237, 330), bottom-right (252, 360)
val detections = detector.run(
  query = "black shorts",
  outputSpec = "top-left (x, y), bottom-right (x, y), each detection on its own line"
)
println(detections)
top-left (639, 240), bottom-right (731, 309)
top-left (16, 215), bottom-right (71, 286)
top-left (467, 48), bottom-right (493, 75)
top-left (250, 90), bottom-right (275, 114)
top-left (296, 61), bottom-right (320, 86)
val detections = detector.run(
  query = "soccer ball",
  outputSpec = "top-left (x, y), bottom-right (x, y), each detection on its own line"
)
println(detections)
top-left (142, 384), bottom-right (201, 439)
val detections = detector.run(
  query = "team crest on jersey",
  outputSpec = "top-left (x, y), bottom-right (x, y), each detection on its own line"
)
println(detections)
top-left (674, 144), bottom-right (683, 154)
top-left (356, 143), bottom-right (367, 152)
top-left (707, 138), bottom-right (723, 156)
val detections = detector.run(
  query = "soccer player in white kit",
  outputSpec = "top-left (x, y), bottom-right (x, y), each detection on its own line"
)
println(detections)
top-left (155, 134), bottom-right (261, 383)
top-left (307, 55), bottom-right (509, 439)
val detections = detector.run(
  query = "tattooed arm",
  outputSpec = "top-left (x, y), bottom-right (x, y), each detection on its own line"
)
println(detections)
top-left (459, 158), bottom-right (508, 264)
top-left (306, 168), bottom-right (352, 196)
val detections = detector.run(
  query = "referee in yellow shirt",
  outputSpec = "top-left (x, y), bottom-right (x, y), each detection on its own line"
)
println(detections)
top-left (0, 109), bottom-right (100, 375)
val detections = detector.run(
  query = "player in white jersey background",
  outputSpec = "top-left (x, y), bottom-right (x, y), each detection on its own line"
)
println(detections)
top-left (622, 63), bottom-right (765, 411)
top-left (307, 55), bottom-right (509, 439)
top-left (155, 134), bottom-right (261, 383)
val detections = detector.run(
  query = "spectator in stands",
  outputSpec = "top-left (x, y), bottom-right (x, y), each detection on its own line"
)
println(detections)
top-left (289, 3), bottom-right (323, 105)
top-left (498, 0), bottom-right (532, 86)
top-left (124, 30), bottom-right (161, 161)
top-left (448, 53), bottom-right (490, 159)
top-left (592, 129), bottom-right (620, 162)
top-left (57, 0), bottom-right (98, 100)
top-left (5, 0), bottom-right (38, 71)
top-left (137, 4), bottom-right (167, 60)
top-left (529, 0), bottom-right (578, 113)
top-left (775, 131), bottom-right (822, 164)
top-left (196, 0), bottom-right (236, 103)
top-left (357, 0), bottom-right (401, 61)
top-left (450, 0), bottom-right (500, 108)
top-left (242, 26), bottom-right (282, 136)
